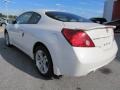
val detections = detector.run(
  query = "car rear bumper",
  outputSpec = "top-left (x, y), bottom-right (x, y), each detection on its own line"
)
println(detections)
top-left (57, 40), bottom-right (118, 77)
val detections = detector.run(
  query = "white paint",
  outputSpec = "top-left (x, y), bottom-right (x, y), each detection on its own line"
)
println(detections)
top-left (6, 10), bottom-right (118, 77)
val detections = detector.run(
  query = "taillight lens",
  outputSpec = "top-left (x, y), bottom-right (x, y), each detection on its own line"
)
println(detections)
top-left (62, 28), bottom-right (95, 47)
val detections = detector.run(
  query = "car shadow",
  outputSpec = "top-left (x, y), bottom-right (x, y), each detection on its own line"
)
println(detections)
top-left (115, 34), bottom-right (120, 62)
top-left (0, 37), bottom-right (50, 80)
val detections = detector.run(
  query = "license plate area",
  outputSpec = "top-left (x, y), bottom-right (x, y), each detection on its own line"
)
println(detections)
top-left (86, 28), bottom-right (114, 49)
top-left (94, 36), bottom-right (113, 49)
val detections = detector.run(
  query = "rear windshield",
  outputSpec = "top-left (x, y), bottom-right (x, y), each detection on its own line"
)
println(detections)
top-left (46, 11), bottom-right (91, 22)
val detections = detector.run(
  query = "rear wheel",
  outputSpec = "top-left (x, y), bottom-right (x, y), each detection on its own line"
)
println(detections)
top-left (34, 46), bottom-right (53, 79)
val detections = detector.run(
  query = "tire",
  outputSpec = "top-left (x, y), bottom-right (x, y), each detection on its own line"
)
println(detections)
top-left (4, 31), bottom-right (11, 47)
top-left (34, 46), bottom-right (53, 78)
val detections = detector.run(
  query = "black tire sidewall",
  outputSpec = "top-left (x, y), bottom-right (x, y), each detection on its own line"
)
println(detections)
top-left (34, 46), bottom-right (53, 78)
top-left (5, 32), bottom-right (10, 46)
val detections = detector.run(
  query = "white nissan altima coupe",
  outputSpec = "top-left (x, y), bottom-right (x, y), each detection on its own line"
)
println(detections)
top-left (4, 10), bottom-right (118, 78)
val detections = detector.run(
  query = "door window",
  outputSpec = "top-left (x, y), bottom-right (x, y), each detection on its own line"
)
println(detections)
top-left (16, 12), bottom-right (33, 24)
top-left (28, 12), bottom-right (41, 24)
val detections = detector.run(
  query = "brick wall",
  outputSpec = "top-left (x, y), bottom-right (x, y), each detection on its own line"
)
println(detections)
top-left (112, 0), bottom-right (120, 20)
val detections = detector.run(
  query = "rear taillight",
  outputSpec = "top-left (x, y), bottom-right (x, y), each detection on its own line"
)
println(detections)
top-left (62, 28), bottom-right (95, 47)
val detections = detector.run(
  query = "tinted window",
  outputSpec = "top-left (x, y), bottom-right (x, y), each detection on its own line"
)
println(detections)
top-left (16, 12), bottom-right (32, 24)
top-left (29, 12), bottom-right (41, 24)
top-left (46, 11), bottom-right (91, 22)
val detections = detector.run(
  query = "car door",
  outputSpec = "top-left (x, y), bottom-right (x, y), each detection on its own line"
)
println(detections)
top-left (19, 12), bottom-right (41, 54)
top-left (12, 12), bottom-right (33, 49)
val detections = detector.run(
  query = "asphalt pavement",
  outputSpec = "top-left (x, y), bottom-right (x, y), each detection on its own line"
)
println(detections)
top-left (0, 27), bottom-right (120, 90)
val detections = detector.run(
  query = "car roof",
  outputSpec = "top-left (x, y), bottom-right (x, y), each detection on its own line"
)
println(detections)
top-left (27, 9), bottom-right (66, 15)
top-left (35, 9), bottom-right (60, 14)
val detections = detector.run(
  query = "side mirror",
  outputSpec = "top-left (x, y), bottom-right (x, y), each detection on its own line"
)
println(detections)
top-left (7, 20), bottom-right (17, 24)
top-left (12, 20), bottom-right (17, 24)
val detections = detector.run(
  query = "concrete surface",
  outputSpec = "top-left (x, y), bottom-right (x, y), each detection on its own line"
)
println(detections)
top-left (0, 27), bottom-right (120, 90)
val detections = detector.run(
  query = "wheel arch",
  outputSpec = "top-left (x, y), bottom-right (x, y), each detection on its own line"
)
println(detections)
top-left (32, 41), bottom-right (61, 76)
top-left (33, 42), bottom-right (50, 55)
top-left (1, 23), bottom-right (6, 25)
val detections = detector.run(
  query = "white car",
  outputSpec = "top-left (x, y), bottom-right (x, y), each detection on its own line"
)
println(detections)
top-left (4, 10), bottom-right (118, 78)
top-left (0, 18), bottom-right (7, 28)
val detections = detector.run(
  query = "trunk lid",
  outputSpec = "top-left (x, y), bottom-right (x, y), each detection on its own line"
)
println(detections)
top-left (63, 22), bottom-right (115, 49)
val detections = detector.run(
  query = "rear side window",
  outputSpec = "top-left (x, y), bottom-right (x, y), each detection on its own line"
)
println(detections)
top-left (46, 11), bottom-right (91, 22)
top-left (29, 12), bottom-right (41, 24)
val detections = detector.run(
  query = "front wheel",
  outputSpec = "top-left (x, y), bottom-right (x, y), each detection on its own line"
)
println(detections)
top-left (4, 32), bottom-right (11, 47)
top-left (34, 46), bottom-right (53, 79)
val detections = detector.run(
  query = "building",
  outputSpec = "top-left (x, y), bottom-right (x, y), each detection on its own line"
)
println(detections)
top-left (104, 0), bottom-right (120, 22)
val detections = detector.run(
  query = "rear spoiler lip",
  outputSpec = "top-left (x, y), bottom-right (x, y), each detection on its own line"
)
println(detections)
top-left (87, 25), bottom-right (116, 31)
top-left (104, 25), bottom-right (116, 29)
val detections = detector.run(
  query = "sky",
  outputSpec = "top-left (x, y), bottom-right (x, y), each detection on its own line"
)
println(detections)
top-left (0, 0), bottom-right (105, 18)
